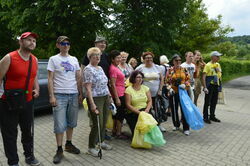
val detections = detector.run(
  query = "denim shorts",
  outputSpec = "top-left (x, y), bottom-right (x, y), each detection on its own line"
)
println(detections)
top-left (53, 93), bottom-right (79, 134)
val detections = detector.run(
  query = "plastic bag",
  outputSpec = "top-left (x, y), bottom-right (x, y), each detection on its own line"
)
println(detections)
top-left (83, 98), bottom-right (88, 111)
top-left (144, 126), bottom-right (166, 146)
top-left (179, 87), bottom-right (204, 130)
top-left (131, 129), bottom-right (152, 149)
top-left (136, 112), bottom-right (158, 134)
top-left (106, 110), bottom-right (114, 129)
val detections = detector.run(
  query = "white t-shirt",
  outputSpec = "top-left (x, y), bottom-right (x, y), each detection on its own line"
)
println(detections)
top-left (47, 54), bottom-right (80, 94)
top-left (136, 64), bottom-right (161, 97)
top-left (181, 62), bottom-right (195, 86)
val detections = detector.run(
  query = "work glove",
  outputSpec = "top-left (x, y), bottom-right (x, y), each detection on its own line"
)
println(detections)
top-left (169, 88), bottom-right (175, 95)
top-left (203, 88), bottom-right (209, 94)
top-left (179, 84), bottom-right (186, 89)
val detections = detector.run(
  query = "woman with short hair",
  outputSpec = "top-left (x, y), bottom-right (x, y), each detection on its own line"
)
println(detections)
top-left (83, 47), bottom-right (112, 157)
top-left (125, 70), bottom-right (152, 135)
top-left (166, 54), bottom-right (190, 136)
top-left (135, 52), bottom-right (165, 131)
top-left (109, 50), bottom-right (128, 139)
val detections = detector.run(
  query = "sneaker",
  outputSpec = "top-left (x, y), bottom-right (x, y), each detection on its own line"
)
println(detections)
top-left (116, 134), bottom-right (129, 140)
top-left (9, 164), bottom-right (19, 166)
top-left (88, 148), bottom-right (99, 157)
top-left (204, 119), bottom-right (211, 124)
top-left (210, 117), bottom-right (221, 122)
top-left (25, 156), bottom-right (40, 166)
top-left (105, 134), bottom-right (112, 140)
top-left (101, 142), bottom-right (112, 150)
top-left (184, 130), bottom-right (190, 136)
top-left (53, 150), bottom-right (63, 164)
top-left (172, 127), bottom-right (179, 131)
top-left (65, 143), bottom-right (80, 154)
top-left (159, 125), bottom-right (166, 132)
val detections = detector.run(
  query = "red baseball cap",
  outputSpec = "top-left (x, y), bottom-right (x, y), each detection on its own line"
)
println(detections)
top-left (20, 32), bottom-right (38, 39)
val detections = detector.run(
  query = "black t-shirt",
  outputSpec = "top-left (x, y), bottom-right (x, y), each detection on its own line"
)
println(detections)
top-left (82, 52), bottom-right (110, 78)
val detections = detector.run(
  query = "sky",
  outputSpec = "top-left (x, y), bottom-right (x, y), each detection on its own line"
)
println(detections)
top-left (202, 0), bottom-right (250, 36)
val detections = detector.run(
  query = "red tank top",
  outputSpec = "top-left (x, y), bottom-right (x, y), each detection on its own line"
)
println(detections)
top-left (2, 50), bottom-right (38, 102)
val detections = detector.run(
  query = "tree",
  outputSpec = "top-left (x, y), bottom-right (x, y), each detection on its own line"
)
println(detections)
top-left (107, 0), bottom-right (188, 60)
top-left (174, 0), bottom-right (233, 55)
top-left (0, 0), bottom-right (112, 59)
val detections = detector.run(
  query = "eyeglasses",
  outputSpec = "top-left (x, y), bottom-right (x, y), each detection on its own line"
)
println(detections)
top-left (144, 57), bottom-right (153, 60)
top-left (60, 42), bottom-right (70, 46)
top-left (136, 76), bottom-right (143, 78)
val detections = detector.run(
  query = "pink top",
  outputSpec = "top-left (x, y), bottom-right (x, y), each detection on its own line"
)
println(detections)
top-left (109, 64), bottom-right (125, 97)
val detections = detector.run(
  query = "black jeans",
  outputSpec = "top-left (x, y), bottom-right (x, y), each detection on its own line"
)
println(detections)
top-left (169, 93), bottom-right (189, 131)
top-left (0, 99), bottom-right (34, 165)
top-left (203, 84), bottom-right (219, 120)
top-left (125, 113), bottom-right (139, 136)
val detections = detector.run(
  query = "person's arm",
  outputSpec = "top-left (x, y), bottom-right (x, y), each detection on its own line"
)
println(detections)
top-left (85, 83), bottom-right (98, 114)
top-left (202, 72), bottom-right (209, 94)
top-left (76, 69), bottom-right (83, 103)
top-left (110, 77), bottom-right (121, 106)
top-left (48, 70), bottom-right (57, 107)
top-left (144, 90), bottom-right (152, 113)
top-left (33, 58), bottom-right (39, 98)
top-left (158, 73), bottom-right (164, 95)
top-left (0, 54), bottom-right (11, 86)
top-left (125, 93), bottom-right (140, 114)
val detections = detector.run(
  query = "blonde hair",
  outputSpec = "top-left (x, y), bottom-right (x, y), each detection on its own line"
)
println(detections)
top-left (120, 51), bottom-right (129, 57)
top-left (87, 47), bottom-right (101, 59)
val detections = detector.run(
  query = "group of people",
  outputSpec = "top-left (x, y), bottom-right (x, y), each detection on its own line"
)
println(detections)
top-left (0, 32), bottom-right (223, 166)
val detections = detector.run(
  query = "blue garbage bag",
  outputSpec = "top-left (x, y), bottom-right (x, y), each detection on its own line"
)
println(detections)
top-left (178, 87), bottom-right (204, 130)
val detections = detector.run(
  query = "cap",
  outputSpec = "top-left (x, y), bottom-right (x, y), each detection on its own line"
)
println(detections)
top-left (94, 35), bottom-right (107, 43)
top-left (56, 36), bottom-right (70, 43)
top-left (19, 32), bottom-right (38, 40)
top-left (210, 51), bottom-right (222, 57)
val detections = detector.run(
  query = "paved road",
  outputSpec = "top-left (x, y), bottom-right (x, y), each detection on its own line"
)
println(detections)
top-left (1, 76), bottom-right (250, 166)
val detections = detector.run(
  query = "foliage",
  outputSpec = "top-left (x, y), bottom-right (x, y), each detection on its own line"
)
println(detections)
top-left (0, 0), bottom-right (233, 61)
top-left (174, 0), bottom-right (233, 55)
top-left (107, 0), bottom-right (187, 60)
top-left (0, 0), bottom-right (113, 59)
top-left (210, 41), bottom-right (238, 57)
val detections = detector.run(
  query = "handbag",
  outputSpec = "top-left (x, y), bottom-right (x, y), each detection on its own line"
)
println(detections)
top-left (4, 56), bottom-right (32, 110)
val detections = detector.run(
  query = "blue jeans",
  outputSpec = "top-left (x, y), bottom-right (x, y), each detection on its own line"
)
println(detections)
top-left (53, 93), bottom-right (79, 134)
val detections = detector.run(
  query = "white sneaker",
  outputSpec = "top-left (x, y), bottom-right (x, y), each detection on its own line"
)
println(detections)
top-left (158, 125), bottom-right (166, 132)
top-left (184, 130), bottom-right (190, 136)
top-left (88, 148), bottom-right (99, 157)
top-left (172, 127), bottom-right (179, 131)
top-left (101, 142), bottom-right (112, 150)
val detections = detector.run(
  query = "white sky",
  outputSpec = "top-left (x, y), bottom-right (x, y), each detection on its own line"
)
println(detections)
top-left (202, 0), bottom-right (250, 36)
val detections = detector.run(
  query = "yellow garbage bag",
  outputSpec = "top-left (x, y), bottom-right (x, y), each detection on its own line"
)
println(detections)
top-left (131, 112), bottom-right (157, 149)
top-left (131, 128), bottom-right (152, 149)
top-left (136, 112), bottom-right (158, 134)
top-left (106, 110), bottom-right (114, 129)
top-left (83, 98), bottom-right (88, 111)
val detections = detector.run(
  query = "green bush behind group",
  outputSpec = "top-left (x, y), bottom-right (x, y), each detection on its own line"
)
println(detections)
top-left (0, 0), bottom-right (249, 82)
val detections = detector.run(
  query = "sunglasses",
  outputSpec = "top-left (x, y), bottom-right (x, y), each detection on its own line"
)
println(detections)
top-left (60, 42), bottom-right (70, 46)
top-left (175, 59), bottom-right (182, 62)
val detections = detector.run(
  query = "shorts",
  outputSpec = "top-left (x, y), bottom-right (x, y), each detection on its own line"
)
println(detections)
top-left (53, 93), bottom-right (79, 134)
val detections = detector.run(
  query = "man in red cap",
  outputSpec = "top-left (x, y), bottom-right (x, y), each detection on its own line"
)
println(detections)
top-left (0, 32), bottom-right (41, 166)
